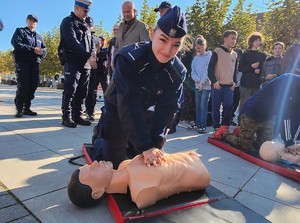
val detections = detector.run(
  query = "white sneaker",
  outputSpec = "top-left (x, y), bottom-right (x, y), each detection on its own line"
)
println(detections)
top-left (178, 120), bottom-right (193, 129)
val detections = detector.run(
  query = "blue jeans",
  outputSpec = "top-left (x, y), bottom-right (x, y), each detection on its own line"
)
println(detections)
top-left (195, 89), bottom-right (211, 126)
top-left (212, 86), bottom-right (234, 128)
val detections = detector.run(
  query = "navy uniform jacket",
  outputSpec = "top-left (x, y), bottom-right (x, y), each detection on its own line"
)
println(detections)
top-left (241, 73), bottom-right (300, 122)
top-left (107, 42), bottom-right (186, 152)
top-left (60, 12), bottom-right (94, 68)
top-left (11, 27), bottom-right (47, 63)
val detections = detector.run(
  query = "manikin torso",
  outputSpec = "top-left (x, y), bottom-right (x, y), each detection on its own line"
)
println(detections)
top-left (117, 151), bottom-right (210, 209)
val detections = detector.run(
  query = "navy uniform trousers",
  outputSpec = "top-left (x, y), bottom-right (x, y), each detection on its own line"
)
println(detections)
top-left (62, 62), bottom-right (90, 119)
top-left (15, 61), bottom-right (40, 110)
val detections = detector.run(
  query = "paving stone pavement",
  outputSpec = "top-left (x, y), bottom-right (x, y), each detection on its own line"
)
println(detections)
top-left (0, 84), bottom-right (300, 223)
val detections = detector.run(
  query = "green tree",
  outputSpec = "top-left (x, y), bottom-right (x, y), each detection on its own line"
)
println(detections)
top-left (39, 27), bottom-right (62, 80)
top-left (139, 0), bottom-right (157, 29)
top-left (0, 50), bottom-right (15, 75)
top-left (186, 0), bottom-right (232, 49)
top-left (224, 0), bottom-right (257, 50)
top-left (262, 0), bottom-right (300, 50)
top-left (94, 20), bottom-right (110, 38)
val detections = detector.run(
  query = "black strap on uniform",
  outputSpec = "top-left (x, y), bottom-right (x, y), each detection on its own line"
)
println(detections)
top-left (68, 154), bottom-right (85, 166)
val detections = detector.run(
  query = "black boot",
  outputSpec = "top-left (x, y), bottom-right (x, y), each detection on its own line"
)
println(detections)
top-left (74, 116), bottom-right (91, 126)
top-left (23, 108), bottom-right (37, 116)
top-left (61, 118), bottom-right (77, 128)
top-left (15, 109), bottom-right (23, 118)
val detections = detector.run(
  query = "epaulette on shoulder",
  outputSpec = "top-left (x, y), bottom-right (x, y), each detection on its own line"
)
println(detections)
top-left (118, 42), bottom-right (148, 64)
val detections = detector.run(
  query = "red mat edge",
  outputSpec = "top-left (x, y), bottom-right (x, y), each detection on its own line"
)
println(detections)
top-left (107, 193), bottom-right (225, 223)
top-left (207, 137), bottom-right (300, 182)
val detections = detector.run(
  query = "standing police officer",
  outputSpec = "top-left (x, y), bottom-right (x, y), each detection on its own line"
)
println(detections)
top-left (11, 14), bottom-right (47, 118)
top-left (59, 0), bottom-right (97, 128)
top-left (95, 6), bottom-right (187, 169)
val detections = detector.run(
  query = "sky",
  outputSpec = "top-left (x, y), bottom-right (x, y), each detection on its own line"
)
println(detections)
top-left (0, 0), bottom-right (265, 51)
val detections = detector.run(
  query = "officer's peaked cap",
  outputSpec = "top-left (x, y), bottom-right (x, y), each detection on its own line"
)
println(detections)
top-left (75, 0), bottom-right (92, 11)
top-left (26, 14), bottom-right (38, 22)
top-left (157, 6), bottom-right (187, 38)
top-left (154, 1), bottom-right (172, 12)
top-left (85, 16), bottom-right (94, 27)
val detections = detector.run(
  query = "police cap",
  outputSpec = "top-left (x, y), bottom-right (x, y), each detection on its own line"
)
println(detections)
top-left (75, 0), bottom-right (92, 11)
top-left (157, 6), bottom-right (187, 38)
top-left (26, 14), bottom-right (38, 22)
top-left (154, 1), bottom-right (172, 12)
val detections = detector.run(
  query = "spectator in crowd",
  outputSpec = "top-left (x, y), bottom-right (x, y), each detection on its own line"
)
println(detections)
top-left (59, 0), bottom-right (97, 128)
top-left (191, 35), bottom-right (212, 133)
top-left (154, 1), bottom-right (172, 17)
top-left (208, 30), bottom-right (238, 132)
top-left (231, 49), bottom-right (243, 126)
top-left (238, 32), bottom-right (266, 112)
top-left (261, 42), bottom-right (285, 86)
top-left (85, 17), bottom-right (108, 121)
top-left (107, 23), bottom-right (119, 77)
top-left (113, 1), bottom-right (149, 60)
top-left (11, 14), bottom-right (47, 118)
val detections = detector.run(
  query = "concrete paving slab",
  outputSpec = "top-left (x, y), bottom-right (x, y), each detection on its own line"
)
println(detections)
top-left (10, 215), bottom-right (40, 223)
top-left (0, 150), bottom-right (76, 201)
top-left (210, 180), bottom-right (240, 197)
top-left (0, 194), bottom-right (18, 208)
top-left (243, 168), bottom-right (300, 208)
top-left (0, 204), bottom-right (30, 223)
top-left (235, 190), bottom-right (300, 223)
top-left (0, 138), bottom-right (48, 159)
top-left (24, 189), bottom-right (114, 223)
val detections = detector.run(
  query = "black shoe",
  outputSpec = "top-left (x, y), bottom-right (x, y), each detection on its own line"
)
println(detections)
top-left (62, 119), bottom-right (77, 128)
top-left (15, 110), bottom-right (23, 118)
top-left (74, 117), bottom-right (91, 126)
top-left (198, 126), bottom-right (206, 134)
top-left (23, 109), bottom-right (37, 116)
top-left (86, 114), bottom-right (95, 121)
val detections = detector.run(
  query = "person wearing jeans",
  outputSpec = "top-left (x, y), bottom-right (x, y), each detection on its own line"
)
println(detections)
top-left (191, 35), bottom-right (212, 133)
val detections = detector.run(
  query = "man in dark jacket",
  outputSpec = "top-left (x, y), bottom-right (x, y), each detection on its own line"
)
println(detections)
top-left (59, 0), bottom-right (97, 128)
top-left (11, 14), bottom-right (47, 117)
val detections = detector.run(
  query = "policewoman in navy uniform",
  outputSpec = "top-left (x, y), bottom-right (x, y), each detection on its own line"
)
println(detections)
top-left (11, 14), bottom-right (47, 118)
top-left (59, 0), bottom-right (97, 128)
top-left (96, 6), bottom-right (187, 169)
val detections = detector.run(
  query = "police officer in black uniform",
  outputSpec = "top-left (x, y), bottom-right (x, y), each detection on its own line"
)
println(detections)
top-left (11, 14), bottom-right (47, 118)
top-left (85, 34), bottom-right (108, 121)
top-left (95, 6), bottom-right (187, 168)
top-left (59, 0), bottom-right (97, 128)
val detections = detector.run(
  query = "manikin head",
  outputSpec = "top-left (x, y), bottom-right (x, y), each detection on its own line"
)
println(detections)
top-left (151, 6), bottom-right (187, 63)
top-left (68, 160), bottom-right (113, 208)
top-left (259, 141), bottom-right (285, 162)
